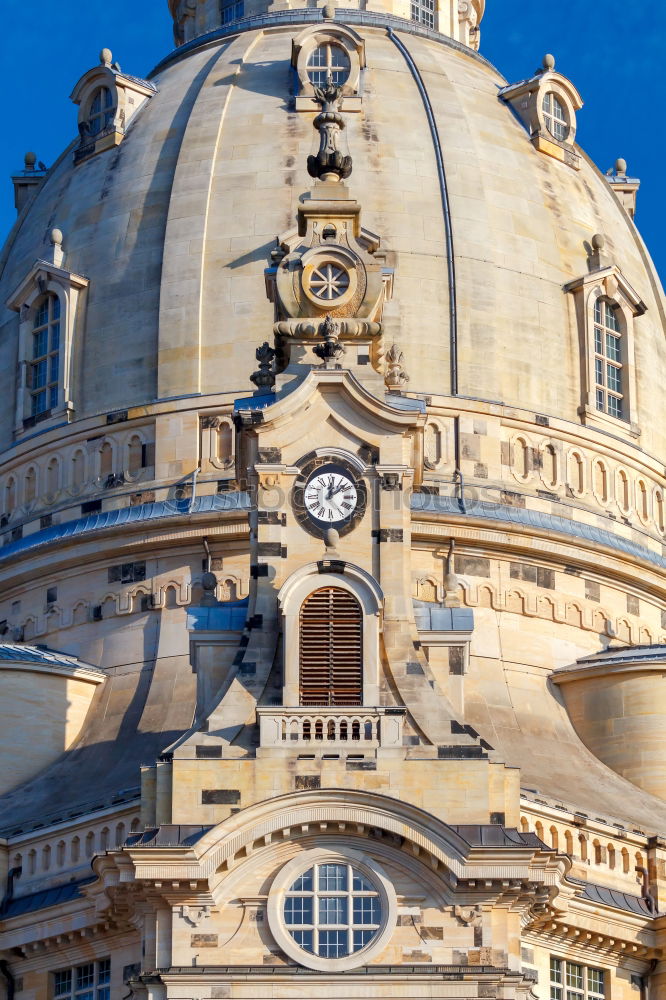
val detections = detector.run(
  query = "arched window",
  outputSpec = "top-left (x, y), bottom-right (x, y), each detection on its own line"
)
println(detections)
top-left (594, 461), bottom-right (608, 503)
top-left (46, 457), bottom-right (59, 495)
top-left (544, 445), bottom-right (557, 487)
top-left (594, 300), bottom-right (623, 418)
top-left (299, 587), bottom-right (362, 706)
top-left (550, 826), bottom-right (559, 850)
top-left (306, 43), bottom-right (351, 87)
top-left (56, 840), bottom-right (66, 866)
top-left (5, 477), bottom-right (16, 515)
top-left (72, 450), bottom-right (85, 488)
top-left (24, 467), bottom-right (37, 503)
top-left (542, 92), bottom-right (569, 141)
top-left (86, 87), bottom-right (114, 136)
top-left (27, 849), bottom-right (36, 875)
top-left (618, 470), bottom-right (630, 511)
top-left (410, 0), bottom-right (435, 28)
top-left (85, 831), bottom-right (95, 858)
top-left (568, 452), bottom-right (584, 494)
top-left (30, 294), bottom-right (60, 417)
top-left (70, 836), bottom-right (80, 863)
top-left (128, 435), bottom-right (143, 476)
top-left (115, 822), bottom-right (126, 846)
top-left (42, 845), bottom-right (51, 871)
top-left (99, 441), bottom-right (113, 479)
top-left (564, 830), bottom-right (573, 855)
top-left (520, 816), bottom-right (529, 833)
top-left (100, 827), bottom-right (109, 851)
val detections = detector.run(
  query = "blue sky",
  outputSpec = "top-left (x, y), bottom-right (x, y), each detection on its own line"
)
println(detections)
top-left (0, 0), bottom-right (663, 279)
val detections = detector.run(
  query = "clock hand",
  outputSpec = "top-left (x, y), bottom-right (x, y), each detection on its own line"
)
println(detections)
top-left (329, 481), bottom-right (351, 498)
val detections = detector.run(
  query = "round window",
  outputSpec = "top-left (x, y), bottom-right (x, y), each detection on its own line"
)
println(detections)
top-left (542, 92), bottom-right (569, 142)
top-left (268, 849), bottom-right (396, 971)
top-left (307, 43), bottom-right (351, 87)
top-left (284, 862), bottom-right (381, 958)
top-left (301, 251), bottom-right (358, 310)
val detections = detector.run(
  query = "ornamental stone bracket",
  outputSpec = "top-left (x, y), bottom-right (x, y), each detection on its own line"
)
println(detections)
top-left (265, 81), bottom-right (394, 391)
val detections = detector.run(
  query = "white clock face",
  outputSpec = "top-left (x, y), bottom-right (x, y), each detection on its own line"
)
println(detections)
top-left (304, 466), bottom-right (358, 525)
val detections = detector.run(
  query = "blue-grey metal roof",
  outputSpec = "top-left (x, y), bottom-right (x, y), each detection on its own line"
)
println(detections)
top-left (450, 825), bottom-right (544, 848)
top-left (187, 599), bottom-right (249, 631)
top-left (384, 394), bottom-right (427, 412)
top-left (234, 392), bottom-right (276, 411)
top-left (568, 877), bottom-right (656, 917)
top-left (413, 602), bottom-right (474, 631)
top-left (411, 493), bottom-right (666, 571)
top-left (125, 825), bottom-right (212, 847)
top-left (577, 644), bottom-right (666, 667)
top-left (0, 644), bottom-right (103, 672)
top-left (1, 876), bottom-right (96, 919)
top-left (0, 493), bottom-right (250, 565)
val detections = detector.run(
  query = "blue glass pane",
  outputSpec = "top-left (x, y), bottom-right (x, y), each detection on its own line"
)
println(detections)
top-left (606, 333), bottom-right (620, 361)
top-left (318, 930), bottom-right (348, 957)
top-left (32, 390), bottom-right (47, 415)
top-left (290, 929), bottom-right (313, 952)
top-left (352, 871), bottom-right (374, 891)
top-left (54, 970), bottom-right (72, 995)
top-left (353, 929), bottom-right (376, 951)
top-left (318, 864), bottom-right (347, 891)
top-left (51, 295), bottom-right (61, 320)
top-left (33, 359), bottom-right (47, 388)
top-left (34, 300), bottom-right (49, 328)
top-left (33, 330), bottom-right (47, 358)
top-left (50, 354), bottom-right (59, 382)
top-left (607, 364), bottom-right (621, 393)
top-left (51, 323), bottom-right (60, 351)
top-left (50, 386), bottom-right (59, 408)
top-left (284, 896), bottom-right (313, 925)
top-left (319, 896), bottom-right (347, 924)
top-left (353, 896), bottom-right (380, 924)
top-left (290, 868), bottom-right (313, 892)
top-left (77, 965), bottom-right (95, 989)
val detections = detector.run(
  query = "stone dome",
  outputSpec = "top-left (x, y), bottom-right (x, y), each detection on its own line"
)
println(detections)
top-left (1, 4), bottom-right (666, 837)
top-left (1, 15), bottom-right (663, 445)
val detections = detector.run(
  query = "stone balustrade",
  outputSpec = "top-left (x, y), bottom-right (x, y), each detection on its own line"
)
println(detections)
top-left (257, 706), bottom-right (405, 750)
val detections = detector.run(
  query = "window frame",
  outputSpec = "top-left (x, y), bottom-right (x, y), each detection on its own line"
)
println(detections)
top-left (564, 267), bottom-right (645, 439)
top-left (29, 293), bottom-right (61, 418)
top-left (291, 24), bottom-right (365, 111)
top-left (278, 563), bottom-right (383, 707)
top-left (267, 847), bottom-right (396, 972)
top-left (52, 957), bottom-right (111, 1000)
top-left (410, 0), bottom-right (436, 30)
top-left (85, 86), bottom-right (116, 138)
top-left (550, 956), bottom-right (605, 1000)
top-left (593, 297), bottom-right (624, 419)
top-left (7, 263), bottom-right (89, 435)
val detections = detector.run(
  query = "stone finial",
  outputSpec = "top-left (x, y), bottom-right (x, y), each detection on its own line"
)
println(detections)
top-left (250, 341), bottom-right (276, 393)
top-left (615, 157), bottom-right (627, 176)
top-left (588, 233), bottom-right (610, 272)
top-left (307, 79), bottom-right (352, 182)
top-left (46, 228), bottom-right (65, 267)
top-left (24, 152), bottom-right (37, 172)
top-left (313, 314), bottom-right (346, 364)
top-left (542, 53), bottom-right (555, 72)
top-left (100, 48), bottom-right (113, 66)
top-left (322, 2), bottom-right (336, 19)
top-left (384, 343), bottom-right (410, 391)
top-left (200, 570), bottom-right (219, 607)
top-left (324, 527), bottom-right (340, 553)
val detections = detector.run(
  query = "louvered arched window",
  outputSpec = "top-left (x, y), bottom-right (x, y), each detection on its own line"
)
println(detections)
top-left (299, 587), bottom-right (362, 706)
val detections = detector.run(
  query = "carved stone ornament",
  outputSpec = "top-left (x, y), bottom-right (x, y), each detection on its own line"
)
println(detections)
top-left (453, 904), bottom-right (483, 927)
top-left (179, 903), bottom-right (213, 927)
top-left (313, 314), bottom-right (346, 364)
top-left (307, 79), bottom-right (352, 182)
top-left (250, 341), bottom-right (277, 391)
top-left (384, 343), bottom-right (410, 390)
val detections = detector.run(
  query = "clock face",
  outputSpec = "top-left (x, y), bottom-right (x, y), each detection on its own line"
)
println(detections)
top-left (304, 464), bottom-right (358, 527)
